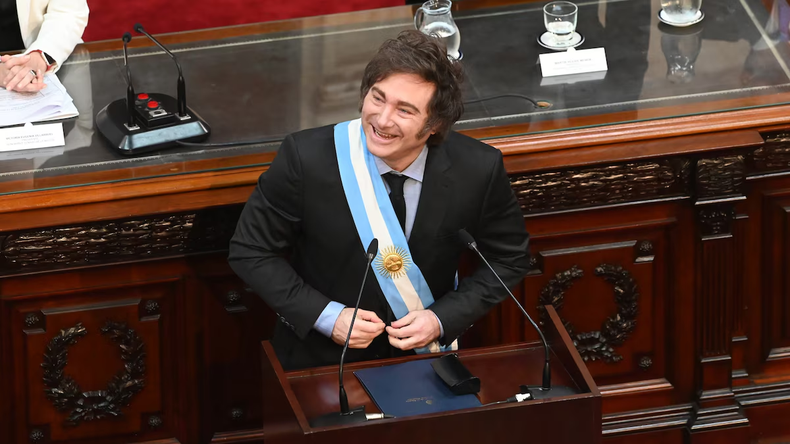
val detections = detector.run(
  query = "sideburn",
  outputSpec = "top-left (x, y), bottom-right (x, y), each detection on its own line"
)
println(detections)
top-left (417, 118), bottom-right (437, 140)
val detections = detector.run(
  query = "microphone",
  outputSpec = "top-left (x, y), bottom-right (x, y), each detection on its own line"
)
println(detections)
top-left (134, 23), bottom-right (187, 118)
top-left (121, 33), bottom-right (137, 129)
top-left (458, 229), bottom-right (574, 400)
top-left (310, 239), bottom-right (385, 427)
top-left (339, 238), bottom-right (378, 414)
top-left (96, 26), bottom-right (209, 154)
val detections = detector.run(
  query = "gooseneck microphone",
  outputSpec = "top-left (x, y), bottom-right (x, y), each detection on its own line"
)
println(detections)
top-left (121, 33), bottom-right (137, 129)
top-left (458, 229), bottom-right (574, 400)
top-left (310, 239), bottom-right (387, 427)
top-left (133, 23), bottom-right (187, 117)
top-left (339, 238), bottom-right (379, 414)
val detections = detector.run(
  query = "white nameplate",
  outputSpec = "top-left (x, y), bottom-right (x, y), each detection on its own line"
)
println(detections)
top-left (0, 122), bottom-right (65, 152)
top-left (539, 47), bottom-right (608, 78)
top-left (540, 70), bottom-right (607, 86)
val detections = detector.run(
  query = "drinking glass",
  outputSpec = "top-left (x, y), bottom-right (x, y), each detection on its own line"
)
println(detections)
top-left (543, 1), bottom-right (578, 44)
top-left (660, 0), bottom-right (702, 24)
top-left (661, 26), bottom-right (702, 83)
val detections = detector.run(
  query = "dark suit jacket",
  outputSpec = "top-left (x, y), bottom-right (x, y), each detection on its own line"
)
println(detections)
top-left (228, 124), bottom-right (529, 370)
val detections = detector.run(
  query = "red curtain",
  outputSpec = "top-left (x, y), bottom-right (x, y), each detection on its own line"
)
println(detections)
top-left (83, 0), bottom-right (406, 42)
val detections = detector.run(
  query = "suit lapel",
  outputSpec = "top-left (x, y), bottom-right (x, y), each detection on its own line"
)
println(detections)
top-left (409, 143), bottom-right (452, 269)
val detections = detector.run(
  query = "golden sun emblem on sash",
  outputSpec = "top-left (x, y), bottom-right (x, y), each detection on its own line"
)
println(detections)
top-left (374, 246), bottom-right (412, 279)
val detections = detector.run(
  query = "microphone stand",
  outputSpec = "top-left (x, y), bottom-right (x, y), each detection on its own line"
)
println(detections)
top-left (310, 239), bottom-right (380, 427)
top-left (134, 23), bottom-right (188, 118)
top-left (121, 33), bottom-right (139, 131)
top-left (458, 229), bottom-right (575, 400)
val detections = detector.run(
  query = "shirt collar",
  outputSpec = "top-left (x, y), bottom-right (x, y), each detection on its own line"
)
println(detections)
top-left (373, 145), bottom-right (428, 183)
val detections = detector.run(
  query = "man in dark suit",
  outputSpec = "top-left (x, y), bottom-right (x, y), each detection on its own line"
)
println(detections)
top-left (229, 30), bottom-right (529, 370)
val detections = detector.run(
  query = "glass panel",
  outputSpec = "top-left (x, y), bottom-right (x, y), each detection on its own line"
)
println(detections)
top-left (0, 0), bottom-right (786, 194)
top-left (455, 0), bottom-right (790, 133)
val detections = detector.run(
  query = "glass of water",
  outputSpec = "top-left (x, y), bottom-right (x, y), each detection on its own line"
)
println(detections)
top-left (544, 1), bottom-right (578, 44)
top-left (660, 0), bottom-right (702, 24)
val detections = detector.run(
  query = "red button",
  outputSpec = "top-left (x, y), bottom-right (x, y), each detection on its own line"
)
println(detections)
top-left (137, 93), bottom-right (149, 100)
top-left (147, 101), bottom-right (159, 109)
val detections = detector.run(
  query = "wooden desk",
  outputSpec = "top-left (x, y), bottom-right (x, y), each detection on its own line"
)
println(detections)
top-left (261, 306), bottom-right (601, 444)
top-left (1, 0), bottom-right (789, 443)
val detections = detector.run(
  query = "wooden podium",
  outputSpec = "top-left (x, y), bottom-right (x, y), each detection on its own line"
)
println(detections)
top-left (260, 306), bottom-right (601, 444)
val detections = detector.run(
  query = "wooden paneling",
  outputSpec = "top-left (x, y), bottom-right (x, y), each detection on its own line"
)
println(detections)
top-left (8, 136), bottom-right (790, 444)
top-left (200, 272), bottom-right (275, 441)
top-left (469, 201), bottom-right (694, 418)
top-left (752, 181), bottom-right (790, 378)
top-left (731, 214), bottom-right (750, 387)
top-left (1, 276), bottom-right (180, 444)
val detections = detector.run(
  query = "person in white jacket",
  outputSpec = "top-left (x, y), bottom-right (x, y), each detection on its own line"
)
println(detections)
top-left (0, 0), bottom-right (89, 92)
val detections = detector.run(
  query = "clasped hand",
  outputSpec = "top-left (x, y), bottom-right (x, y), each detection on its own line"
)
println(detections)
top-left (331, 308), bottom-right (441, 351)
top-left (386, 310), bottom-right (441, 350)
top-left (0, 53), bottom-right (47, 92)
top-left (331, 308), bottom-right (385, 348)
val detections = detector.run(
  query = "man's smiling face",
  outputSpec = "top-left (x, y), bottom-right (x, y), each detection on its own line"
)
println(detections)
top-left (361, 73), bottom-right (435, 172)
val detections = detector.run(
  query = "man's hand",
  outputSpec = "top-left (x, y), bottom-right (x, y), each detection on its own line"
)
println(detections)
top-left (1, 54), bottom-right (47, 92)
top-left (331, 307), bottom-right (386, 348)
top-left (386, 309), bottom-right (441, 351)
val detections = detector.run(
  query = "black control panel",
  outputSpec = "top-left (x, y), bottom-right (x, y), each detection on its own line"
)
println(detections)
top-left (133, 93), bottom-right (177, 128)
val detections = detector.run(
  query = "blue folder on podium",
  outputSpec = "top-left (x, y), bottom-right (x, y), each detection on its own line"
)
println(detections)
top-left (353, 358), bottom-right (481, 418)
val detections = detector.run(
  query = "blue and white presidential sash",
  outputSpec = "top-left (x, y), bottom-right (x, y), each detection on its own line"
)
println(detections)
top-left (334, 118), bottom-right (455, 354)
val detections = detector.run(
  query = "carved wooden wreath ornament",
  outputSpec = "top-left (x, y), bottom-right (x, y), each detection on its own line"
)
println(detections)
top-left (41, 321), bottom-right (146, 426)
top-left (538, 264), bottom-right (639, 363)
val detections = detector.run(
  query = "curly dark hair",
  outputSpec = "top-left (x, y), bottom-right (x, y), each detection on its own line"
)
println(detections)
top-left (360, 30), bottom-right (465, 146)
